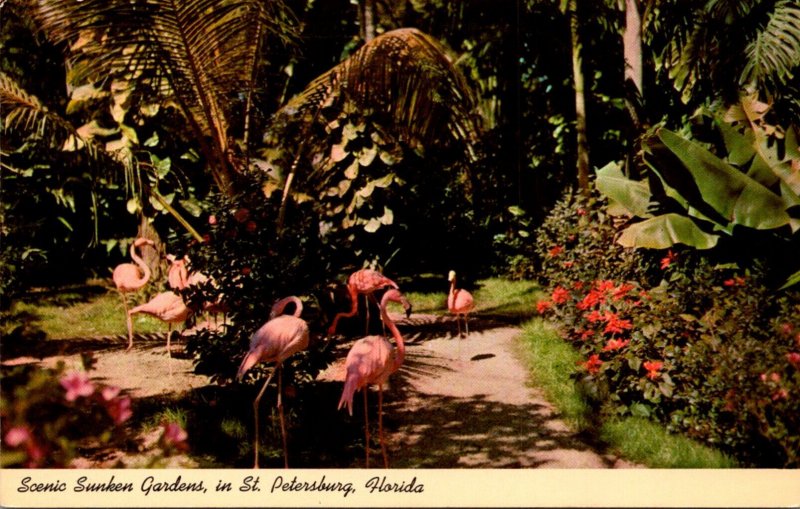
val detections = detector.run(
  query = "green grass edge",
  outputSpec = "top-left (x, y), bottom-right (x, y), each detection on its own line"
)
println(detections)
top-left (517, 318), bottom-right (739, 469)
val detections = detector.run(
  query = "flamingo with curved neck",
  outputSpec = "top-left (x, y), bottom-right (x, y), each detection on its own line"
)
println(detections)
top-left (338, 288), bottom-right (412, 468)
top-left (237, 295), bottom-right (309, 469)
top-left (112, 237), bottom-right (155, 349)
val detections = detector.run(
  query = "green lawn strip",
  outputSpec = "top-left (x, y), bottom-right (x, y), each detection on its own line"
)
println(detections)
top-left (405, 277), bottom-right (544, 316)
top-left (4, 290), bottom-right (166, 339)
top-left (518, 318), bottom-right (738, 468)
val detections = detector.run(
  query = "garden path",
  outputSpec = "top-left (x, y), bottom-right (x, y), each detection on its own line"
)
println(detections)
top-left (319, 312), bottom-right (641, 468)
top-left (3, 314), bottom-right (642, 468)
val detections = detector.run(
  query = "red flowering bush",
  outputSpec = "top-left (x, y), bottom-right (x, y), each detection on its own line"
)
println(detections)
top-left (535, 188), bottom-right (800, 466)
top-left (1, 355), bottom-right (132, 467)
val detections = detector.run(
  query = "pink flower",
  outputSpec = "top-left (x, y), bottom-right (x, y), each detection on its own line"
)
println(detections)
top-left (603, 338), bottom-right (630, 352)
top-left (551, 286), bottom-right (570, 304)
top-left (101, 386), bottom-right (121, 401)
top-left (577, 208), bottom-right (587, 216)
top-left (160, 422), bottom-right (189, 452)
top-left (106, 396), bottom-right (133, 425)
top-left (208, 214), bottom-right (217, 225)
top-left (60, 371), bottom-right (95, 401)
top-left (772, 388), bottom-right (789, 401)
top-left (4, 426), bottom-right (32, 447)
top-left (548, 245), bottom-right (564, 257)
top-left (643, 360), bottom-right (663, 380)
top-left (536, 300), bottom-right (552, 314)
top-left (787, 352), bottom-right (800, 370)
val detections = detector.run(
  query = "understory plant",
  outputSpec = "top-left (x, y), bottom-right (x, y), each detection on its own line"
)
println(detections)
top-left (535, 189), bottom-right (800, 466)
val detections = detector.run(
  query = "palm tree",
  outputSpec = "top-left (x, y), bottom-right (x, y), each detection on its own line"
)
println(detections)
top-left (269, 27), bottom-right (482, 231)
top-left (644, 0), bottom-right (800, 119)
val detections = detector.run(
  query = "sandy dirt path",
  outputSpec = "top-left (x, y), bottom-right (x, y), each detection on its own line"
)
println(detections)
top-left (4, 315), bottom-right (640, 468)
top-left (321, 313), bottom-right (641, 468)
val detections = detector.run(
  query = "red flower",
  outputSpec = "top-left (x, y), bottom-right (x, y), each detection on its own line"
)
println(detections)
top-left (577, 208), bottom-right (587, 216)
top-left (572, 281), bottom-right (585, 290)
top-left (603, 338), bottom-right (630, 351)
top-left (780, 323), bottom-right (794, 335)
top-left (595, 280), bottom-right (616, 293)
top-left (585, 310), bottom-right (604, 323)
top-left (536, 300), bottom-right (552, 314)
top-left (562, 261), bottom-right (574, 268)
top-left (611, 283), bottom-right (634, 301)
top-left (660, 250), bottom-right (677, 270)
top-left (582, 354), bottom-right (603, 374)
top-left (602, 311), bottom-right (633, 334)
top-left (787, 352), bottom-right (800, 370)
top-left (577, 289), bottom-right (605, 310)
top-left (60, 371), bottom-right (95, 402)
top-left (551, 286), bottom-right (570, 304)
top-left (241, 267), bottom-right (252, 276)
top-left (643, 360), bottom-right (663, 380)
top-left (106, 396), bottom-right (133, 425)
top-left (233, 208), bottom-right (250, 223)
top-left (548, 245), bottom-right (564, 257)
top-left (208, 214), bottom-right (217, 225)
top-left (723, 276), bottom-right (746, 287)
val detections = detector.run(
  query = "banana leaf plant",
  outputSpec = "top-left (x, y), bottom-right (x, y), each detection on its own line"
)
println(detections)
top-left (595, 98), bottom-right (800, 286)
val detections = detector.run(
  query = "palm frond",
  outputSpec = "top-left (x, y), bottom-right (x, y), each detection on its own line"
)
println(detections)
top-left (24, 0), bottom-right (298, 192)
top-left (0, 71), bottom-right (95, 157)
top-left (282, 28), bottom-right (482, 161)
top-left (741, 0), bottom-right (800, 89)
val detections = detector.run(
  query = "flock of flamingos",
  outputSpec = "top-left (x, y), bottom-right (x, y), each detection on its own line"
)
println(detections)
top-left (111, 237), bottom-right (476, 468)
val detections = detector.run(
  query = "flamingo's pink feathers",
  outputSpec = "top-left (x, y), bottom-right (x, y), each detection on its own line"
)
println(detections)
top-left (237, 315), bottom-right (309, 380)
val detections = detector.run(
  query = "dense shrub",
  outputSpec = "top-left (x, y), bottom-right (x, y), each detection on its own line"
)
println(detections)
top-left (0, 354), bottom-right (132, 467)
top-left (535, 189), bottom-right (800, 466)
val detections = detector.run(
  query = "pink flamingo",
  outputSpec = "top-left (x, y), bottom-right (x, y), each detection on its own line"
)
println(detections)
top-left (448, 270), bottom-right (474, 338)
top-left (166, 254), bottom-right (189, 290)
top-left (328, 268), bottom-right (404, 336)
top-left (338, 288), bottom-right (412, 468)
top-left (237, 296), bottom-right (309, 469)
top-left (112, 237), bottom-right (155, 350)
top-left (128, 291), bottom-right (191, 355)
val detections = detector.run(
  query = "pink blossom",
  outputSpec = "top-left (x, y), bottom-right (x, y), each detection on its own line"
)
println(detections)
top-left (101, 386), bottom-right (121, 401)
top-left (772, 388), bottom-right (789, 401)
top-left (4, 426), bottom-right (31, 447)
top-left (60, 371), bottom-right (95, 401)
top-left (160, 422), bottom-right (189, 451)
top-left (106, 396), bottom-right (133, 424)
top-left (787, 352), bottom-right (800, 370)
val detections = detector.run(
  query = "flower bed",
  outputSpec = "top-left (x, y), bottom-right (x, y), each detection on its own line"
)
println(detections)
top-left (534, 190), bottom-right (800, 467)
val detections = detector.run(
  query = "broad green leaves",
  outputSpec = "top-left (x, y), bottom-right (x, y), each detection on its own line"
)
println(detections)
top-left (595, 103), bottom-right (800, 261)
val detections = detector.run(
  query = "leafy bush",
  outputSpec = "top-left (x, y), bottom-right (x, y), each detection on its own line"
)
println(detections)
top-left (535, 188), bottom-right (800, 466)
top-left (1, 354), bottom-right (132, 467)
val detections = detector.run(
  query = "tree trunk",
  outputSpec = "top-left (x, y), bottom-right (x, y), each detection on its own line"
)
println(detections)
top-left (623, 0), bottom-right (644, 178)
top-left (360, 0), bottom-right (376, 42)
top-left (569, 0), bottom-right (590, 195)
top-left (624, 0), bottom-right (643, 96)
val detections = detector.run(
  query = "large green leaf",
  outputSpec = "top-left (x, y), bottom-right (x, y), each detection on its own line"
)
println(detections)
top-left (595, 162), bottom-right (652, 218)
top-left (650, 128), bottom-right (796, 232)
top-left (617, 213), bottom-right (719, 250)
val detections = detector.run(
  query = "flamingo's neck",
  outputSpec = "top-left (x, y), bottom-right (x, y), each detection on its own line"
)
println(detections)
top-left (381, 301), bottom-right (405, 372)
top-left (130, 242), bottom-right (151, 285)
top-left (448, 279), bottom-right (456, 308)
top-left (272, 296), bottom-right (303, 318)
